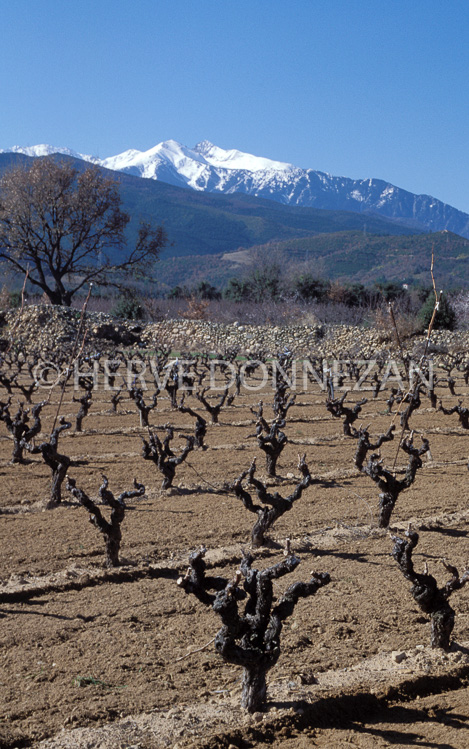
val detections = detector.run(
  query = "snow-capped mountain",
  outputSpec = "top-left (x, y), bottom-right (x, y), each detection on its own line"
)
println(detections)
top-left (99, 139), bottom-right (299, 192)
top-left (2, 140), bottom-right (469, 238)
top-left (1, 144), bottom-right (98, 162)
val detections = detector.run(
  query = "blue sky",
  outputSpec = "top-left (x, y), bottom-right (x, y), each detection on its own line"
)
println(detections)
top-left (2, 0), bottom-right (469, 212)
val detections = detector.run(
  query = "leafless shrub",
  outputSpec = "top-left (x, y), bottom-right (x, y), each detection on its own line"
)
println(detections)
top-left (128, 382), bottom-right (158, 427)
top-left (250, 402), bottom-right (287, 477)
top-left (67, 475), bottom-right (145, 567)
top-left (23, 416), bottom-right (71, 508)
top-left (178, 395), bottom-right (207, 449)
top-left (438, 399), bottom-right (469, 429)
top-left (0, 398), bottom-right (45, 463)
top-left (355, 430), bottom-right (429, 528)
top-left (231, 454), bottom-right (314, 547)
top-left (0, 364), bottom-right (18, 394)
top-left (72, 378), bottom-right (94, 432)
top-left (452, 291), bottom-right (469, 330)
top-left (399, 385), bottom-right (425, 431)
top-left (141, 426), bottom-right (195, 489)
top-left (109, 386), bottom-right (125, 413)
top-left (178, 296), bottom-right (210, 320)
top-left (178, 543), bottom-right (330, 712)
top-left (195, 385), bottom-right (235, 424)
top-left (353, 424), bottom-right (395, 472)
top-left (391, 529), bottom-right (468, 650)
top-left (326, 392), bottom-right (367, 436)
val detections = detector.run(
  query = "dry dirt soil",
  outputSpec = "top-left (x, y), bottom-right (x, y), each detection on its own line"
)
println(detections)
top-left (0, 361), bottom-right (468, 748)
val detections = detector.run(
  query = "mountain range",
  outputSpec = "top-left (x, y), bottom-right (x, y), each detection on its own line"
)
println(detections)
top-left (1, 145), bottom-right (468, 289)
top-left (0, 150), bottom-right (420, 261)
top-left (3, 141), bottom-right (469, 239)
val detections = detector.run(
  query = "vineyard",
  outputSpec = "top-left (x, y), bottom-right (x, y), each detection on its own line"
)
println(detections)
top-left (0, 307), bottom-right (468, 748)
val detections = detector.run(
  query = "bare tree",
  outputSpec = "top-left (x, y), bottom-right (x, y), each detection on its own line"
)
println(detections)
top-left (391, 529), bottom-right (468, 650)
top-left (23, 416), bottom-right (71, 508)
top-left (326, 392), bottom-right (367, 436)
top-left (0, 398), bottom-right (45, 463)
top-left (357, 431), bottom-right (429, 528)
top-left (141, 426), bottom-right (194, 489)
top-left (67, 475), bottom-right (145, 567)
top-left (178, 544), bottom-right (330, 712)
top-left (0, 158), bottom-right (166, 305)
top-left (231, 455), bottom-right (313, 547)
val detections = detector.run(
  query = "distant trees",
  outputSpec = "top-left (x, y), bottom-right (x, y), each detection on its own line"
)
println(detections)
top-left (293, 274), bottom-right (330, 302)
top-left (418, 292), bottom-right (456, 331)
top-left (223, 277), bottom-right (254, 302)
top-left (0, 158), bottom-right (167, 306)
top-left (223, 247), bottom-right (283, 302)
top-left (222, 271), bottom-right (418, 310)
top-left (223, 272), bottom-right (281, 302)
top-left (452, 290), bottom-right (469, 329)
top-left (111, 291), bottom-right (145, 320)
top-left (168, 281), bottom-right (221, 301)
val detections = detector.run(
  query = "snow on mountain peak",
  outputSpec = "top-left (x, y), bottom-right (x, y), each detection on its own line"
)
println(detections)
top-left (3, 139), bottom-right (467, 237)
top-left (193, 140), bottom-right (215, 155)
top-left (193, 140), bottom-right (294, 173)
top-left (154, 140), bottom-right (209, 167)
top-left (1, 139), bottom-right (295, 179)
top-left (99, 140), bottom-right (210, 184)
top-left (0, 144), bottom-right (93, 161)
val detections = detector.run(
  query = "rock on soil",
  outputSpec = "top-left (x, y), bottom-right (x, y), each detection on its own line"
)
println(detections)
top-left (3, 304), bottom-right (469, 359)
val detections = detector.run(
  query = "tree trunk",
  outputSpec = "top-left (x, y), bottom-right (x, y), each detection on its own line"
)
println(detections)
top-left (105, 535), bottom-right (121, 568)
top-left (343, 421), bottom-right (352, 436)
top-left (378, 492), bottom-right (395, 528)
top-left (265, 453), bottom-right (278, 477)
top-left (166, 383), bottom-right (178, 408)
top-left (161, 465), bottom-right (175, 489)
top-left (11, 440), bottom-right (23, 464)
top-left (251, 508), bottom-right (278, 548)
top-left (251, 517), bottom-right (266, 549)
top-left (48, 461), bottom-right (69, 507)
top-left (44, 287), bottom-right (68, 306)
top-left (430, 606), bottom-right (455, 650)
top-left (241, 665), bottom-right (268, 713)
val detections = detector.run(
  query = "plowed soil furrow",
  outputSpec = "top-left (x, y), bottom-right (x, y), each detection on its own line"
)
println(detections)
top-left (0, 367), bottom-right (467, 747)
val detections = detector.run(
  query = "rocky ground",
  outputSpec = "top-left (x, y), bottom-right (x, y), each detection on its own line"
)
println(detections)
top-left (0, 307), bottom-right (468, 748)
top-left (3, 303), bottom-right (469, 360)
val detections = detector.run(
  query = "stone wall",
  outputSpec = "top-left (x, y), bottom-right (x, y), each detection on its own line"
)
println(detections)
top-left (2, 305), bottom-right (468, 363)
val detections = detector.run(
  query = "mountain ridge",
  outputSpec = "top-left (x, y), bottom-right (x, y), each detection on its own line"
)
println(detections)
top-left (0, 151), bottom-right (467, 288)
top-left (0, 151), bottom-right (419, 261)
top-left (2, 140), bottom-right (469, 239)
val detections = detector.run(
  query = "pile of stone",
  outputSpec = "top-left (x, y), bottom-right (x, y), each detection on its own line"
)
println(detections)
top-left (1, 305), bottom-right (468, 364)
top-left (1, 305), bottom-right (144, 355)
